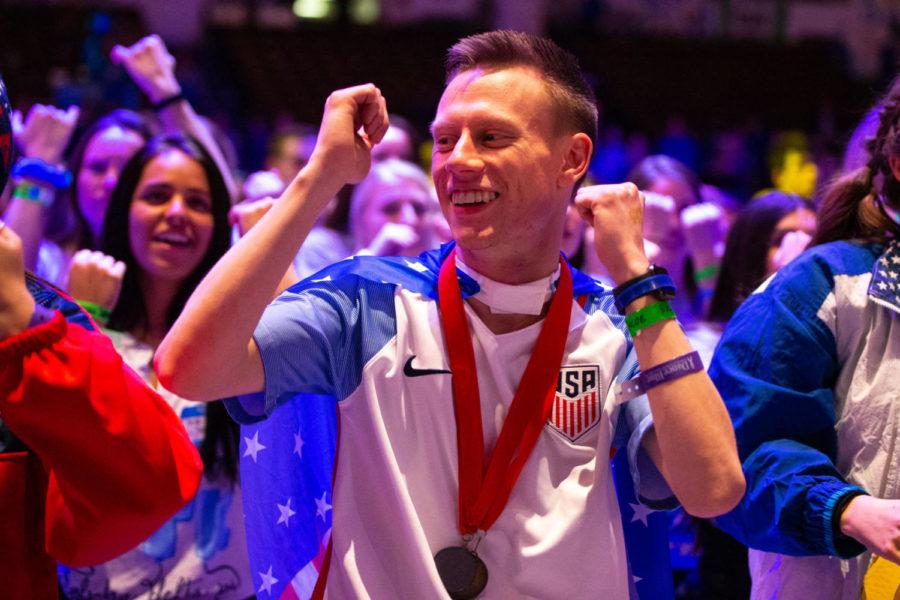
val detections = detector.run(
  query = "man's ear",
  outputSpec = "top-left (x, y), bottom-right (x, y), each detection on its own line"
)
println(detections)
top-left (558, 132), bottom-right (592, 188)
top-left (889, 155), bottom-right (900, 182)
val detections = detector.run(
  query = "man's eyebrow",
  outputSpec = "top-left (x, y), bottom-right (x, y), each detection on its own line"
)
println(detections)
top-left (429, 115), bottom-right (519, 136)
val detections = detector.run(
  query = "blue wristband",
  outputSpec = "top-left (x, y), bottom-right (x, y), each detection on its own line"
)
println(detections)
top-left (11, 157), bottom-right (72, 189)
top-left (613, 274), bottom-right (676, 313)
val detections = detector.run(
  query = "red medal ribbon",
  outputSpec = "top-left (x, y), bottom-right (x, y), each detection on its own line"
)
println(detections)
top-left (437, 247), bottom-right (574, 535)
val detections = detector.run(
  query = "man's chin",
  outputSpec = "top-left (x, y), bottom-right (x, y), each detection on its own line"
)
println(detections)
top-left (449, 228), bottom-right (497, 252)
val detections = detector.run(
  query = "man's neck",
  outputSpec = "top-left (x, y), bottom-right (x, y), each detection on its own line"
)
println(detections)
top-left (456, 246), bottom-right (558, 285)
top-left (456, 246), bottom-right (560, 334)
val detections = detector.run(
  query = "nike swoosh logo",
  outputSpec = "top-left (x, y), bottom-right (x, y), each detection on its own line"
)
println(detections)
top-left (403, 355), bottom-right (452, 377)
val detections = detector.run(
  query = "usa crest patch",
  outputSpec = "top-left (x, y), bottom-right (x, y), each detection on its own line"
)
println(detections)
top-left (548, 365), bottom-right (602, 442)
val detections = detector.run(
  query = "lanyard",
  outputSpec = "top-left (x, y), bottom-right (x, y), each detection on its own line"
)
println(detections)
top-left (437, 248), bottom-right (574, 535)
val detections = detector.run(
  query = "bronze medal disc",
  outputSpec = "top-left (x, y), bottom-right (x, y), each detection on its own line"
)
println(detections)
top-left (434, 546), bottom-right (488, 599)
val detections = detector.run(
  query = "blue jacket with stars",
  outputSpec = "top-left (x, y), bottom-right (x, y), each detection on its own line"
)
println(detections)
top-left (710, 240), bottom-right (900, 597)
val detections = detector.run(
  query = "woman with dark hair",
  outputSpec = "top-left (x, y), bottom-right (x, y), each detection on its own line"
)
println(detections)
top-left (707, 191), bottom-right (815, 323)
top-left (710, 77), bottom-right (900, 599)
top-left (58, 134), bottom-right (252, 599)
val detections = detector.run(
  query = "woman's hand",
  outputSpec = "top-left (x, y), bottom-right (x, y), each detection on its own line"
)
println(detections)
top-left (0, 222), bottom-right (35, 339)
top-left (840, 495), bottom-right (900, 565)
top-left (12, 104), bottom-right (79, 166)
top-left (67, 249), bottom-right (126, 312)
top-left (362, 222), bottom-right (420, 257)
top-left (112, 35), bottom-right (181, 104)
top-left (681, 202), bottom-right (726, 271)
top-left (771, 230), bottom-right (812, 272)
top-left (229, 197), bottom-right (277, 238)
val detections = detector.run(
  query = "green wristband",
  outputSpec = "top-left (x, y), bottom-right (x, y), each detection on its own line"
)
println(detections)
top-left (77, 300), bottom-right (111, 326)
top-left (626, 301), bottom-right (676, 337)
top-left (694, 263), bottom-right (720, 283)
top-left (12, 181), bottom-right (55, 207)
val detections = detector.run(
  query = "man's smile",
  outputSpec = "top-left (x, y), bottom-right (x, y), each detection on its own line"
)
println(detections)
top-left (450, 190), bottom-right (499, 205)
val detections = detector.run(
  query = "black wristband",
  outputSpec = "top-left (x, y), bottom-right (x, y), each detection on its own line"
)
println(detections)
top-left (612, 264), bottom-right (675, 312)
top-left (151, 92), bottom-right (185, 111)
top-left (612, 264), bottom-right (669, 298)
top-left (831, 490), bottom-right (868, 548)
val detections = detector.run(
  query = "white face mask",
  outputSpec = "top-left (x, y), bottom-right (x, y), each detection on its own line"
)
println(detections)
top-left (456, 256), bottom-right (560, 316)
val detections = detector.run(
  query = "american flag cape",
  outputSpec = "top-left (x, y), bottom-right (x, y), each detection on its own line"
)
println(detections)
top-left (239, 393), bottom-right (337, 599)
top-left (612, 448), bottom-right (675, 599)
top-left (239, 392), bottom-right (674, 600)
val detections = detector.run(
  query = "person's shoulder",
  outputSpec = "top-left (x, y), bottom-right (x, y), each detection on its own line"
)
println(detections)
top-left (784, 240), bottom-right (880, 280)
top-left (569, 265), bottom-right (630, 337)
top-left (283, 245), bottom-right (450, 302)
top-left (761, 240), bottom-right (879, 300)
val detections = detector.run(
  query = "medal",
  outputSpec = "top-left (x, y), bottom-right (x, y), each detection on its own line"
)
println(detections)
top-left (434, 546), bottom-right (488, 599)
top-left (434, 247), bottom-right (573, 598)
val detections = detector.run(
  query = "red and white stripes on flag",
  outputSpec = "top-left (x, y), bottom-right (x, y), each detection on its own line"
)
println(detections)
top-left (550, 391), bottom-right (599, 441)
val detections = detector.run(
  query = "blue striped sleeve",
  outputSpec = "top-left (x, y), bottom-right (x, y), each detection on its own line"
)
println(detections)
top-left (226, 273), bottom-right (397, 424)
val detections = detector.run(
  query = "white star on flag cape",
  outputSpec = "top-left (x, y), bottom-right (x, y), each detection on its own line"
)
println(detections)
top-left (258, 565), bottom-right (279, 595)
top-left (243, 430), bottom-right (266, 463)
top-left (316, 491), bottom-right (332, 521)
top-left (629, 502), bottom-right (654, 526)
top-left (277, 497), bottom-right (296, 527)
top-left (293, 430), bottom-right (304, 458)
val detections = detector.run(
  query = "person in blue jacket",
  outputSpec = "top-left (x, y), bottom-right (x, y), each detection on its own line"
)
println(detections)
top-left (711, 76), bottom-right (900, 599)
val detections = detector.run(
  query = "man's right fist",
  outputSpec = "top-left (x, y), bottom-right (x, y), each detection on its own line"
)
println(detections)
top-left (68, 249), bottom-right (126, 312)
top-left (308, 84), bottom-right (389, 189)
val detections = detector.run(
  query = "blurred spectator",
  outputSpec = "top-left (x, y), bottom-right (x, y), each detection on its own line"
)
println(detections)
top-left (350, 158), bottom-right (441, 257)
top-left (707, 191), bottom-right (816, 323)
top-left (629, 155), bottom-right (727, 322)
top-left (371, 114), bottom-right (418, 164)
top-left (5, 107), bottom-right (152, 286)
top-left (265, 123), bottom-right (317, 186)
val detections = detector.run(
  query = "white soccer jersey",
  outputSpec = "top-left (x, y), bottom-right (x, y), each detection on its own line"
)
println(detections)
top-left (228, 244), bottom-right (669, 599)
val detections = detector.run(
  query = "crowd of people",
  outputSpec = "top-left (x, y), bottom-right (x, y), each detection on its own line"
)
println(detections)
top-left (0, 27), bottom-right (898, 600)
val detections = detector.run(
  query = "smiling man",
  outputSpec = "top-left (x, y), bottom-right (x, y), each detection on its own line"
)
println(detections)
top-left (157, 30), bottom-right (743, 598)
